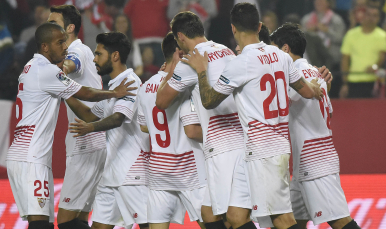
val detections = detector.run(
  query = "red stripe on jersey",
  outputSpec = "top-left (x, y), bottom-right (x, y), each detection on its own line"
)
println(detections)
top-left (7, 125), bottom-right (36, 161)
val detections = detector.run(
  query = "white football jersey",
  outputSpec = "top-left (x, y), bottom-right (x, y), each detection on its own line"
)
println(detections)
top-left (138, 71), bottom-right (206, 190)
top-left (289, 58), bottom-right (339, 181)
top-left (214, 42), bottom-right (302, 161)
top-left (167, 41), bottom-right (244, 159)
top-left (7, 54), bottom-right (82, 167)
top-left (91, 69), bottom-right (146, 187)
top-left (65, 39), bottom-right (106, 156)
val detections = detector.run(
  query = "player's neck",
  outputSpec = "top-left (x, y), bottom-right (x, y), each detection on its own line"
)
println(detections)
top-left (109, 64), bottom-right (128, 79)
top-left (289, 53), bottom-right (302, 62)
top-left (362, 24), bottom-right (376, 34)
top-left (163, 62), bottom-right (173, 73)
top-left (188, 36), bottom-right (208, 52)
top-left (66, 34), bottom-right (78, 47)
top-left (239, 33), bottom-right (260, 52)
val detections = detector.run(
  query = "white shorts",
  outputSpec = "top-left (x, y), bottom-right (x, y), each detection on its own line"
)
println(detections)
top-left (148, 186), bottom-right (206, 224)
top-left (290, 173), bottom-right (350, 225)
top-left (202, 149), bottom-right (251, 215)
top-left (59, 149), bottom-right (106, 212)
top-left (246, 154), bottom-right (292, 219)
top-left (91, 184), bottom-right (148, 228)
top-left (7, 161), bottom-right (55, 222)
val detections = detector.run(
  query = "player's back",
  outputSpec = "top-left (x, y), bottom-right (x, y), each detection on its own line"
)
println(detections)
top-left (7, 54), bottom-right (82, 167)
top-left (65, 39), bottom-right (105, 156)
top-left (289, 58), bottom-right (339, 181)
top-left (138, 71), bottom-right (205, 190)
top-left (171, 41), bottom-right (245, 159)
top-left (218, 42), bottom-right (302, 161)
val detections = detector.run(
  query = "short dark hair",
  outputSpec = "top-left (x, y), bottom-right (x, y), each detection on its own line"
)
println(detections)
top-left (230, 3), bottom-right (260, 33)
top-left (270, 23), bottom-right (306, 57)
top-left (170, 11), bottom-right (205, 39)
top-left (259, 23), bottom-right (271, 44)
top-left (162, 32), bottom-right (179, 63)
top-left (50, 5), bottom-right (81, 36)
top-left (35, 22), bottom-right (65, 51)
top-left (96, 32), bottom-right (131, 64)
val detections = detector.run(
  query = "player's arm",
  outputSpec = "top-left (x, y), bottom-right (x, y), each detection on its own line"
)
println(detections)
top-left (317, 65), bottom-right (332, 92)
top-left (62, 59), bottom-right (77, 75)
top-left (289, 77), bottom-right (323, 99)
top-left (65, 97), bottom-right (100, 123)
top-left (140, 125), bottom-right (149, 133)
top-left (73, 79), bottom-right (137, 102)
top-left (156, 49), bottom-right (181, 109)
top-left (181, 49), bottom-right (229, 109)
top-left (184, 124), bottom-right (203, 143)
top-left (69, 112), bottom-right (125, 137)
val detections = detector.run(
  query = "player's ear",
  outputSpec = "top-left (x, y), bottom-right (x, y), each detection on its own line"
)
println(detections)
top-left (177, 32), bottom-right (184, 42)
top-left (41, 43), bottom-right (49, 53)
top-left (282, 44), bottom-right (290, 53)
top-left (257, 22), bottom-right (262, 34)
top-left (66, 24), bottom-right (75, 34)
top-left (231, 24), bottom-right (236, 35)
top-left (112, 51), bottom-right (120, 63)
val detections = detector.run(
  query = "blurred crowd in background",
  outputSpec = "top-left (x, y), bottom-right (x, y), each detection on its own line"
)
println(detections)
top-left (1, 0), bottom-right (386, 102)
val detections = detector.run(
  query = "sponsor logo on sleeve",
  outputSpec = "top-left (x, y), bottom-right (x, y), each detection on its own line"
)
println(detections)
top-left (172, 73), bottom-right (181, 81)
top-left (121, 96), bottom-right (135, 103)
top-left (219, 75), bottom-right (230, 84)
top-left (56, 71), bottom-right (71, 86)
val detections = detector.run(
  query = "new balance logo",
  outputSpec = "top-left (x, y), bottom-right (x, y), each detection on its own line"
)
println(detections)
top-left (253, 205), bottom-right (258, 210)
top-left (133, 213), bottom-right (138, 218)
top-left (62, 197), bottom-right (71, 203)
top-left (314, 211), bottom-right (322, 218)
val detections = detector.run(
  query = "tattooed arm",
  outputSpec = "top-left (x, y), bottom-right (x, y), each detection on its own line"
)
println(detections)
top-left (290, 77), bottom-right (323, 99)
top-left (182, 48), bottom-right (229, 109)
top-left (196, 70), bottom-right (229, 109)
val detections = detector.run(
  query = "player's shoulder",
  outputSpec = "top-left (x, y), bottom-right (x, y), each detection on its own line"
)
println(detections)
top-left (174, 61), bottom-right (197, 77)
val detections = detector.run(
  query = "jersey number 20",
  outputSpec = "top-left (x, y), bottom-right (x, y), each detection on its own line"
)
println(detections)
top-left (260, 71), bottom-right (289, 119)
top-left (152, 106), bottom-right (171, 148)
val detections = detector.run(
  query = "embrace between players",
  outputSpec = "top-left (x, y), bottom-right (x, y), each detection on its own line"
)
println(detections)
top-left (7, 3), bottom-right (361, 229)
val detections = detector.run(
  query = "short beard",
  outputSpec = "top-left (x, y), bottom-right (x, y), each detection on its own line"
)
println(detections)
top-left (97, 57), bottom-right (113, 76)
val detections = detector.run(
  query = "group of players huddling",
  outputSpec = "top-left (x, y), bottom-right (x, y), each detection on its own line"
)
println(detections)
top-left (7, 3), bottom-right (362, 229)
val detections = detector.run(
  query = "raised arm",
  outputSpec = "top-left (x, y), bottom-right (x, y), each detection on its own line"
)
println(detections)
top-left (73, 79), bottom-right (137, 102)
top-left (156, 49), bottom-right (181, 109)
top-left (181, 49), bottom-right (229, 109)
top-left (69, 112), bottom-right (125, 137)
top-left (65, 97), bottom-right (100, 123)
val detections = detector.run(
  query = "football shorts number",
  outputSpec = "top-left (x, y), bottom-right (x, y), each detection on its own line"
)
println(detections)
top-left (152, 106), bottom-right (171, 148)
top-left (34, 180), bottom-right (49, 197)
top-left (260, 71), bottom-right (289, 119)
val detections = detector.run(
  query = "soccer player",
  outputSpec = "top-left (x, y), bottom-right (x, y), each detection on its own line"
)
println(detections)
top-left (156, 12), bottom-right (252, 229)
top-left (181, 3), bottom-right (324, 229)
top-left (65, 32), bottom-right (149, 229)
top-left (47, 5), bottom-right (107, 228)
top-left (138, 32), bottom-right (206, 229)
top-left (6, 23), bottom-right (134, 229)
top-left (270, 23), bottom-right (361, 229)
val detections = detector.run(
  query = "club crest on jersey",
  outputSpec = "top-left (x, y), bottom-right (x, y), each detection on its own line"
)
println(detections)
top-left (219, 75), bottom-right (230, 84)
top-left (37, 198), bottom-right (46, 208)
top-left (56, 71), bottom-right (71, 86)
top-left (172, 73), bottom-right (181, 81)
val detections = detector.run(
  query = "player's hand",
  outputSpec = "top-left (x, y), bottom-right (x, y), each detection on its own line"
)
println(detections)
top-left (339, 84), bottom-right (349, 98)
top-left (181, 48), bottom-right (208, 74)
top-left (69, 118), bottom-right (94, 137)
top-left (310, 78), bottom-right (323, 100)
top-left (113, 78), bottom-right (137, 98)
top-left (317, 65), bottom-right (333, 84)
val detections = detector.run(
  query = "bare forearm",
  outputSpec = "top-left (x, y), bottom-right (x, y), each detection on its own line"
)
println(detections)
top-left (91, 113), bottom-right (124, 132)
top-left (290, 77), bottom-right (315, 99)
top-left (74, 87), bottom-right (118, 102)
top-left (65, 97), bottom-right (99, 122)
top-left (197, 71), bottom-right (227, 109)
